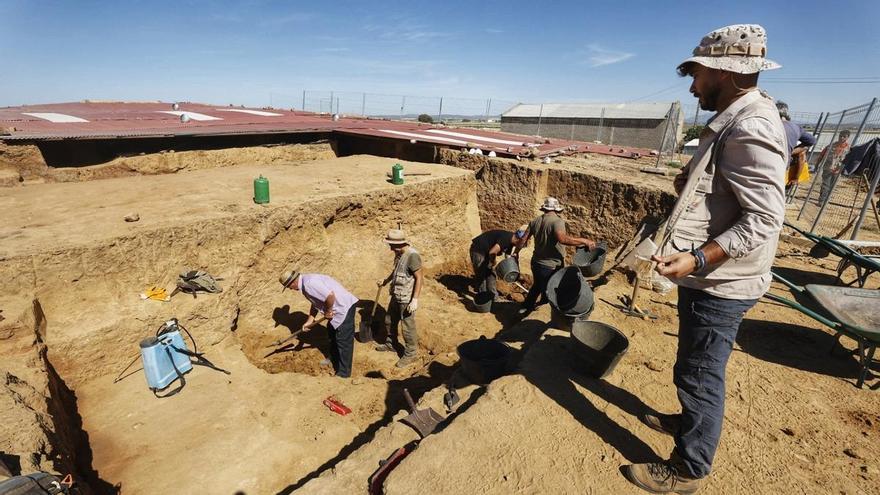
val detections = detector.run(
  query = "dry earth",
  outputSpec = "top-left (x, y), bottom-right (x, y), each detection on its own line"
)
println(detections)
top-left (0, 143), bottom-right (878, 495)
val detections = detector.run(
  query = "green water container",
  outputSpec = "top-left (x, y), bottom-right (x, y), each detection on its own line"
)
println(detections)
top-left (391, 163), bottom-right (404, 185)
top-left (253, 175), bottom-right (270, 204)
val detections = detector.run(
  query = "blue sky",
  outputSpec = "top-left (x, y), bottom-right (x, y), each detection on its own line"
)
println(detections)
top-left (1, 0), bottom-right (878, 114)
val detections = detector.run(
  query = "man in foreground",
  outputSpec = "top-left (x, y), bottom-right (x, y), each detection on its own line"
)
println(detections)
top-left (623, 24), bottom-right (787, 493)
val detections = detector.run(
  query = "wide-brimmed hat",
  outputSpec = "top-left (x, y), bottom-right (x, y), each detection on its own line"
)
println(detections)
top-left (677, 24), bottom-right (781, 75)
top-left (540, 197), bottom-right (563, 212)
top-left (384, 229), bottom-right (409, 245)
top-left (279, 269), bottom-right (300, 292)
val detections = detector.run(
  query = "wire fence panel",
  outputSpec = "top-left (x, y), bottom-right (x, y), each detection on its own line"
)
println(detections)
top-left (795, 99), bottom-right (880, 239)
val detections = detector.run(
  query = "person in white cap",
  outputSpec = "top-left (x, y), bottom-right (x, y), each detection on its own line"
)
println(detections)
top-left (517, 197), bottom-right (595, 315)
top-left (374, 228), bottom-right (424, 367)
top-left (623, 25), bottom-right (787, 494)
top-left (279, 269), bottom-right (359, 378)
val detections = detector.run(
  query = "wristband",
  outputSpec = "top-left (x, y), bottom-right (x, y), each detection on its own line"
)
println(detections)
top-left (691, 248), bottom-right (707, 272)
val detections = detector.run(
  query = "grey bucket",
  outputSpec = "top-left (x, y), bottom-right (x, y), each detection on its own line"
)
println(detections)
top-left (457, 336), bottom-right (511, 384)
top-left (570, 321), bottom-right (629, 379)
top-left (546, 266), bottom-right (594, 315)
top-left (494, 256), bottom-right (520, 283)
top-left (551, 303), bottom-right (593, 331)
top-left (472, 291), bottom-right (493, 313)
top-left (572, 241), bottom-right (607, 278)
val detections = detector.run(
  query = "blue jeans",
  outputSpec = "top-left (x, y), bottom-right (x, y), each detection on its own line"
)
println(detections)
top-left (673, 286), bottom-right (756, 478)
top-left (328, 305), bottom-right (356, 378)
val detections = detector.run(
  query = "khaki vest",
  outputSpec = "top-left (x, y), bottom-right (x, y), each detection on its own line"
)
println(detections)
top-left (391, 248), bottom-right (419, 303)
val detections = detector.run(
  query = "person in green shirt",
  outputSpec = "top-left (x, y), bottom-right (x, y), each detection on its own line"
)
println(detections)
top-left (518, 197), bottom-right (595, 315)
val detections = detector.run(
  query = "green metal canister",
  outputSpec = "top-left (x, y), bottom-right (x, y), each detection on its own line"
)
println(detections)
top-left (391, 163), bottom-right (404, 185)
top-left (253, 175), bottom-right (270, 204)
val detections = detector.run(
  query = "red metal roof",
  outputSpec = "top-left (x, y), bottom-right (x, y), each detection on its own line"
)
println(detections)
top-left (0, 101), bottom-right (648, 158)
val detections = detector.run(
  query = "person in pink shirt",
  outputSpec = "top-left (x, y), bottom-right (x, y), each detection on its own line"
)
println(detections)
top-left (279, 269), bottom-right (359, 378)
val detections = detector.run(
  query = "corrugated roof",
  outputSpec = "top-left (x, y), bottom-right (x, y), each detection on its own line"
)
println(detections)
top-left (502, 102), bottom-right (675, 120)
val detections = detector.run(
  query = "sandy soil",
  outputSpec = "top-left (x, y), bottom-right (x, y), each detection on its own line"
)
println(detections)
top-left (1, 144), bottom-right (878, 495)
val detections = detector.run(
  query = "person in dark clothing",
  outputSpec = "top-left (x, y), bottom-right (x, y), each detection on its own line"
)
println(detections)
top-left (469, 227), bottom-right (526, 300)
top-left (517, 197), bottom-right (595, 316)
top-left (776, 101), bottom-right (817, 201)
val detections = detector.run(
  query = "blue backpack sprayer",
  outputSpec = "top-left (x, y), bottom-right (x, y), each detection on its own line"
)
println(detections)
top-left (140, 318), bottom-right (195, 391)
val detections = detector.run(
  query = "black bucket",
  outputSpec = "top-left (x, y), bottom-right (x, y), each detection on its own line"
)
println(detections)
top-left (573, 241), bottom-right (607, 278)
top-left (494, 256), bottom-right (520, 283)
top-left (550, 303), bottom-right (594, 331)
top-left (546, 266), bottom-right (594, 315)
top-left (570, 321), bottom-right (629, 379)
top-left (472, 291), bottom-right (493, 313)
top-left (457, 336), bottom-right (511, 384)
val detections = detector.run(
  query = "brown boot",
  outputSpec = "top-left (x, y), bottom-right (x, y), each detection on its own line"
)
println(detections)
top-left (622, 462), bottom-right (701, 494)
top-left (642, 412), bottom-right (682, 436)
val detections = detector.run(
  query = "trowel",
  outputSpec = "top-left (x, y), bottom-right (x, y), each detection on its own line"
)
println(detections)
top-left (264, 315), bottom-right (328, 355)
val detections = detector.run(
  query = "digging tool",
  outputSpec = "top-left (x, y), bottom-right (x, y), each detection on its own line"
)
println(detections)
top-left (265, 315), bottom-right (328, 349)
top-left (513, 281), bottom-right (529, 293)
top-left (443, 370), bottom-right (461, 412)
top-left (400, 388), bottom-right (444, 438)
top-left (358, 284), bottom-right (382, 343)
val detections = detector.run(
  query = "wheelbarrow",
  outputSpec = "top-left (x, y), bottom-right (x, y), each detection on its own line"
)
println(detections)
top-left (765, 270), bottom-right (880, 388)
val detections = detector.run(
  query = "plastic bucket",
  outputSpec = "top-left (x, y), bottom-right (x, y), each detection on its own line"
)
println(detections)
top-left (494, 256), bottom-right (520, 283)
top-left (570, 321), bottom-right (629, 379)
top-left (457, 337), bottom-right (511, 384)
top-left (550, 303), bottom-right (594, 331)
top-left (572, 242), bottom-right (607, 278)
top-left (472, 291), bottom-right (493, 313)
top-left (546, 266), bottom-right (594, 315)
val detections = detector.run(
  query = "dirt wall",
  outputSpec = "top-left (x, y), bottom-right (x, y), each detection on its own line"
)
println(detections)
top-left (0, 142), bottom-right (334, 186)
top-left (437, 148), bottom-right (543, 231)
top-left (545, 168), bottom-right (675, 246)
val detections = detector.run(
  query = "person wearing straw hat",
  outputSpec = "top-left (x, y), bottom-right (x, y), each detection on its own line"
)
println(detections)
top-left (517, 197), bottom-right (595, 316)
top-left (622, 25), bottom-right (787, 494)
top-left (469, 226), bottom-right (527, 301)
top-left (279, 269), bottom-right (359, 378)
top-left (374, 228), bottom-right (424, 368)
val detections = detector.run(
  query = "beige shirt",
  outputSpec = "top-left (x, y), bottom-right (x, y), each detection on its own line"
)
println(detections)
top-left (669, 90), bottom-right (787, 300)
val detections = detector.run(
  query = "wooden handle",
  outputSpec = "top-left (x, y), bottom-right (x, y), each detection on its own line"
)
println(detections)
top-left (403, 388), bottom-right (416, 411)
top-left (371, 284), bottom-right (383, 318)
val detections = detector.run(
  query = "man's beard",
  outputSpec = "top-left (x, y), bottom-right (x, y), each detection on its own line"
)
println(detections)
top-left (698, 85), bottom-right (721, 111)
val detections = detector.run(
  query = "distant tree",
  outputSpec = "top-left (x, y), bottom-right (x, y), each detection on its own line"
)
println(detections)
top-left (683, 125), bottom-right (704, 143)
top-left (417, 114), bottom-right (434, 123)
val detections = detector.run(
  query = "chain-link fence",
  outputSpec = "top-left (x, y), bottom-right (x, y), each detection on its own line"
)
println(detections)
top-left (270, 90), bottom-right (517, 124)
top-left (794, 97), bottom-right (880, 240)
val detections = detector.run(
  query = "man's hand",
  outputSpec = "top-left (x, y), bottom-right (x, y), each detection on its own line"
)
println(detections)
top-left (652, 253), bottom-right (697, 278)
top-left (407, 298), bottom-right (418, 313)
top-left (376, 279), bottom-right (386, 287)
top-left (673, 171), bottom-right (688, 195)
top-left (581, 238), bottom-right (597, 250)
top-left (324, 309), bottom-right (335, 322)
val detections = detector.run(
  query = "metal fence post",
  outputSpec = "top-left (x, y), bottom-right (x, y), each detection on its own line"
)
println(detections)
top-left (537, 104), bottom-right (544, 136)
top-left (329, 91), bottom-right (334, 114)
top-left (597, 108), bottom-right (605, 142)
top-left (806, 111), bottom-right (829, 166)
top-left (849, 97), bottom-right (880, 239)
top-left (362, 93), bottom-right (366, 116)
top-left (798, 110), bottom-right (846, 222)
top-left (806, 110), bottom-right (849, 232)
top-left (400, 96), bottom-right (406, 118)
top-left (302, 90), bottom-right (306, 111)
top-left (485, 98), bottom-right (491, 121)
top-left (438, 97), bottom-right (443, 122)
top-left (654, 102), bottom-right (675, 169)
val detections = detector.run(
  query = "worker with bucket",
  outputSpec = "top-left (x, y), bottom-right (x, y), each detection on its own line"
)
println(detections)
top-left (518, 197), bottom-right (595, 316)
top-left (279, 269), bottom-right (359, 378)
top-left (374, 228), bottom-right (424, 368)
top-left (469, 226), bottom-right (527, 301)
top-left (622, 24), bottom-right (787, 494)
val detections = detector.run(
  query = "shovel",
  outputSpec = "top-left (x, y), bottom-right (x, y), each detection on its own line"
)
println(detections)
top-left (400, 388), bottom-right (444, 438)
top-left (265, 315), bottom-right (328, 350)
top-left (358, 284), bottom-right (382, 343)
top-left (443, 370), bottom-right (461, 412)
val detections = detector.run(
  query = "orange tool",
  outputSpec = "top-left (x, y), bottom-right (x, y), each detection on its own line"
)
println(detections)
top-left (323, 396), bottom-right (351, 416)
